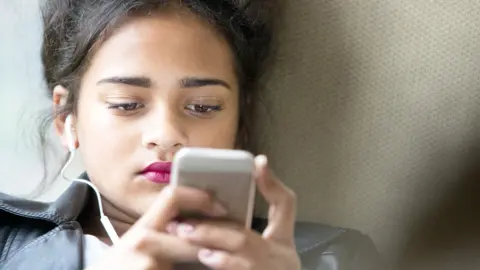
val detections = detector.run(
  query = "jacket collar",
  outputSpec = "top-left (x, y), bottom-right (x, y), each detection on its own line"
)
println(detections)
top-left (0, 173), bottom-right (268, 232)
top-left (0, 173), bottom-right (90, 225)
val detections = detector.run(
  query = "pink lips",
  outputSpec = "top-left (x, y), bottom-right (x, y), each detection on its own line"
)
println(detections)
top-left (141, 162), bottom-right (171, 184)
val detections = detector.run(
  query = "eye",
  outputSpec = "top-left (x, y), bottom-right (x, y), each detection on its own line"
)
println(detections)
top-left (107, 102), bottom-right (144, 111)
top-left (184, 104), bottom-right (222, 115)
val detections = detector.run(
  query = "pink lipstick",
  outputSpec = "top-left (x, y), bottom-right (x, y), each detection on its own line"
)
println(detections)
top-left (141, 162), bottom-right (171, 184)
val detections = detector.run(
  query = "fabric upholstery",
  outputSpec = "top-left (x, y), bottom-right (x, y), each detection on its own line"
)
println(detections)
top-left (253, 1), bottom-right (480, 268)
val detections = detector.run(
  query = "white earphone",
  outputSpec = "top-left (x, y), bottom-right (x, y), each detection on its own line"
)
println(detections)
top-left (61, 115), bottom-right (120, 244)
top-left (64, 115), bottom-right (76, 152)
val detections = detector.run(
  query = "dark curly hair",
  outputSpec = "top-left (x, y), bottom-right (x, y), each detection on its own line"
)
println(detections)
top-left (36, 0), bottom-right (278, 194)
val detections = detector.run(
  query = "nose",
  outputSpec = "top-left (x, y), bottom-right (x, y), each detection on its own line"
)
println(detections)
top-left (141, 108), bottom-right (186, 160)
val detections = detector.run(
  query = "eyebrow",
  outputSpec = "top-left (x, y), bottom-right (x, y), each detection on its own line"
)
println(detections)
top-left (97, 76), bottom-right (231, 90)
top-left (97, 76), bottom-right (151, 88)
top-left (180, 77), bottom-right (231, 90)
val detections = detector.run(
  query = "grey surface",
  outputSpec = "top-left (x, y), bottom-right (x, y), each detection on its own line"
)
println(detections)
top-left (0, 0), bottom-right (80, 200)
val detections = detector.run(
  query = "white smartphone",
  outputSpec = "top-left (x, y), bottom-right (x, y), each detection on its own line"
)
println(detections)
top-left (170, 147), bottom-right (256, 228)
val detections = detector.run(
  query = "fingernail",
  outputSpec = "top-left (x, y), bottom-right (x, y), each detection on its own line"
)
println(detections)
top-left (166, 222), bottom-right (178, 234)
top-left (177, 223), bottom-right (195, 236)
top-left (198, 248), bottom-right (214, 259)
top-left (213, 203), bottom-right (228, 216)
top-left (198, 249), bottom-right (223, 266)
top-left (255, 155), bottom-right (268, 167)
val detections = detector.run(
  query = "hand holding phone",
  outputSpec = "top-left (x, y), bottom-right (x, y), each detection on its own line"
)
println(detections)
top-left (167, 153), bottom-right (301, 270)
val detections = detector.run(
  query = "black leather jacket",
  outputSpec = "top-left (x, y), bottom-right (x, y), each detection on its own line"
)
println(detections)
top-left (0, 178), bottom-right (383, 270)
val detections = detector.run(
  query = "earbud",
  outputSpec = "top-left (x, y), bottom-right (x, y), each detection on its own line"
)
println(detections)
top-left (65, 114), bottom-right (76, 152)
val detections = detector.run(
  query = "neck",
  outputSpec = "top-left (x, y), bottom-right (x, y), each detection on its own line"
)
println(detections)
top-left (80, 194), bottom-right (138, 245)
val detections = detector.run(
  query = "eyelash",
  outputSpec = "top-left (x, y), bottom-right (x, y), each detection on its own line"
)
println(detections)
top-left (107, 102), bottom-right (223, 116)
top-left (184, 104), bottom-right (223, 116)
top-left (107, 102), bottom-right (145, 111)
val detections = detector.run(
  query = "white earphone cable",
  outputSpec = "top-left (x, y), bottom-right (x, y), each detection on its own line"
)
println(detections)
top-left (60, 149), bottom-right (120, 244)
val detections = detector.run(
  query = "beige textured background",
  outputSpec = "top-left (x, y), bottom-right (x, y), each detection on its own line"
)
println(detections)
top-left (2, 0), bottom-right (480, 269)
top-left (253, 1), bottom-right (480, 268)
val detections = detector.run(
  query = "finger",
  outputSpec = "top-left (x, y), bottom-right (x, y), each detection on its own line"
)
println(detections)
top-left (122, 228), bottom-right (200, 263)
top-left (172, 221), bottom-right (255, 252)
top-left (198, 249), bottom-right (252, 270)
top-left (254, 155), bottom-right (297, 244)
top-left (136, 185), bottom-right (227, 231)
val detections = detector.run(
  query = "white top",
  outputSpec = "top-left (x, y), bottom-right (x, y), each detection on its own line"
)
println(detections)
top-left (82, 234), bottom-right (208, 269)
top-left (82, 234), bottom-right (110, 268)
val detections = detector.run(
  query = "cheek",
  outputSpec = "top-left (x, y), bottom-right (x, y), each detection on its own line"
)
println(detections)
top-left (76, 94), bottom-right (137, 148)
top-left (188, 113), bottom-right (238, 149)
top-left (75, 103), bottom-right (139, 180)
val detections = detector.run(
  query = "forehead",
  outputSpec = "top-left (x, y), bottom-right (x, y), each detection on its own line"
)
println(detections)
top-left (81, 10), bottom-right (238, 89)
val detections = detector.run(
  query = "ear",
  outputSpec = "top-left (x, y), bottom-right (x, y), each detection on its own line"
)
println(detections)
top-left (53, 85), bottom-right (77, 150)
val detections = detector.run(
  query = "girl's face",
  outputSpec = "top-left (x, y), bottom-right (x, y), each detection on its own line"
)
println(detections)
top-left (54, 11), bottom-right (239, 217)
